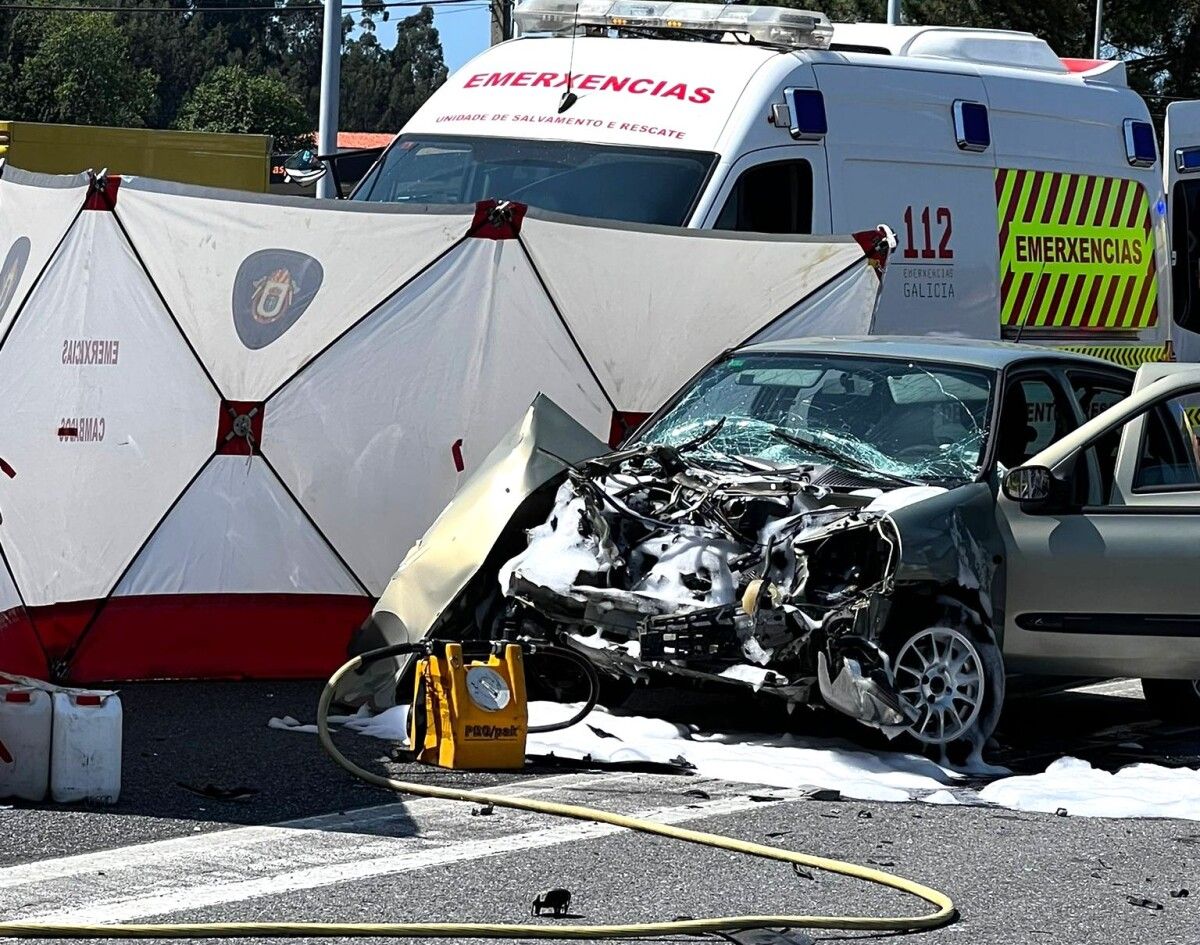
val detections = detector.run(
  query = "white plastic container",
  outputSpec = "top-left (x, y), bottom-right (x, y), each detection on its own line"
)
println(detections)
top-left (50, 691), bottom-right (122, 804)
top-left (0, 685), bottom-right (52, 801)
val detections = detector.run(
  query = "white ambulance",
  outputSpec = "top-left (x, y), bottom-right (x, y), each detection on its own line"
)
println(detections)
top-left (351, 2), bottom-right (1200, 363)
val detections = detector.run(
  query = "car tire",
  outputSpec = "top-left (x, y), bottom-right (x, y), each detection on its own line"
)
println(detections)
top-left (885, 598), bottom-right (1005, 766)
top-left (1140, 678), bottom-right (1200, 721)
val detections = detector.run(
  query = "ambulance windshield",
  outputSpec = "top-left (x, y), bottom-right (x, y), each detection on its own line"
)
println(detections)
top-left (352, 134), bottom-right (716, 226)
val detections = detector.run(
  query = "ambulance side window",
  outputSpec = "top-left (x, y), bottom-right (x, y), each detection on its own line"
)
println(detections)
top-left (714, 160), bottom-right (813, 235)
top-left (1172, 179), bottom-right (1200, 332)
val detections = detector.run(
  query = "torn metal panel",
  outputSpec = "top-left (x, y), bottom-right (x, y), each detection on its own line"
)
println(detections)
top-left (344, 395), bottom-right (607, 707)
top-left (817, 651), bottom-right (915, 730)
top-left (887, 483), bottom-right (1004, 628)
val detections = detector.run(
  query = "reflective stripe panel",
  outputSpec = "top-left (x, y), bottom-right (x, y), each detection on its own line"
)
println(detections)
top-left (995, 169), bottom-right (1158, 330)
top-left (1054, 343), bottom-right (1171, 368)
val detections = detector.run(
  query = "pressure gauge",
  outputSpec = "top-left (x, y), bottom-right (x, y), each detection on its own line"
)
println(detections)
top-left (466, 666), bottom-right (511, 712)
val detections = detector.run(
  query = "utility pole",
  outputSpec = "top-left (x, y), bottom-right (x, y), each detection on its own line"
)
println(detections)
top-left (490, 0), bottom-right (511, 45)
top-left (1092, 0), bottom-right (1103, 58)
top-left (317, 0), bottom-right (342, 199)
top-left (886, 0), bottom-right (900, 25)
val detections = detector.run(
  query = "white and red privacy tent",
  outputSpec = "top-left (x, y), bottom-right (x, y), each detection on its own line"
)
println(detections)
top-left (0, 165), bottom-right (889, 682)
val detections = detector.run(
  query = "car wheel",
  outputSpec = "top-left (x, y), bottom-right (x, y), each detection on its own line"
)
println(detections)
top-left (1140, 678), bottom-right (1200, 720)
top-left (886, 599), bottom-right (1005, 765)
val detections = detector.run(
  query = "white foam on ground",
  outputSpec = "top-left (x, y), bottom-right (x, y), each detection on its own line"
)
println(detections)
top-left (302, 702), bottom-right (957, 802)
top-left (273, 704), bottom-right (1200, 821)
top-left (979, 756), bottom-right (1200, 820)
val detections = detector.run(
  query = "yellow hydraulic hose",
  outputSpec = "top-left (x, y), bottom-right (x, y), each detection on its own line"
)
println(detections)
top-left (0, 652), bottom-right (957, 940)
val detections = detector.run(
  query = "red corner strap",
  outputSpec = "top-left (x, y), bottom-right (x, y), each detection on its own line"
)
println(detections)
top-left (853, 225), bottom-right (897, 275)
top-left (470, 199), bottom-right (527, 240)
top-left (84, 175), bottom-right (121, 211)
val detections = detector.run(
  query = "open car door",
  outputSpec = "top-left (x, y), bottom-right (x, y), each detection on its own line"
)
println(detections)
top-left (997, 363), bottom-right (1200, 682)
top-left (1164, 101), bottom-right (1200, 359)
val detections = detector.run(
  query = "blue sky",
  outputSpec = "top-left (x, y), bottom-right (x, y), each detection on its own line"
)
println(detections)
top-left (372, 4), bottom-right (492, 77)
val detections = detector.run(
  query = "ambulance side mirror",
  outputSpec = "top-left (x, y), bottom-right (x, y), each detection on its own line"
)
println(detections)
top-left (282, 148), bottom-right (327, 187)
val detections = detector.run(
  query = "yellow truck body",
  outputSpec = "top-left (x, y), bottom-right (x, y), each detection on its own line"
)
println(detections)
top-left (0, 121), bottom-right (271, 192)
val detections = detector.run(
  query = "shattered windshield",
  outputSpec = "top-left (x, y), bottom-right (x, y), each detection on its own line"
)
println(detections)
top-left (639, 352), bottom-right (995, 483)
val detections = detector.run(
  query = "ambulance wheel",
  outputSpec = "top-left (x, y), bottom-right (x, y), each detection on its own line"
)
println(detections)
top-left (1140, 678), bottom-right (1200, 721)
top-left (884, 599), bottom-right (1005, 765)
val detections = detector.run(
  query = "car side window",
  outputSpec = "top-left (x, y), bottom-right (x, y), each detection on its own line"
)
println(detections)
top-left (1133, 394), bottom-right (1200, 491)
top-left (1069, 373), bottom-right (1133, 505)
top-left (714, 160), bottom-right (813, 235)
top-left (996, 375), bottom-right (1073, 470)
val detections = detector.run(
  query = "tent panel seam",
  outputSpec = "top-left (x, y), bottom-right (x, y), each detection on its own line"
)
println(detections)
top-left (111, 205), bottom-right (226, 401)
top-left (0, 203), bottom-right (86, 355)
top-left (257, 450), bottom-right (372, 598)
top-left (54, 453), bottom-right (219, 679)
top-left (515, 235), bottom-right (617, 413)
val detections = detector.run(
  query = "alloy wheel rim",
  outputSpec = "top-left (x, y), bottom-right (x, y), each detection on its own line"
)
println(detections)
top-left (894, 626), bottom-right (985, 745)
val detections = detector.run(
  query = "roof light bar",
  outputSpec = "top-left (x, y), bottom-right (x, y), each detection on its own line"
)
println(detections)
top-left (511, 0), bottom-right (609, 31)
top-left (715, 5), bottom-right (831, 47)
top-left (512, 0), bottom-right (833, 50)
top-left (607, 0), bottom-right (672, 28)
top-left (659, 2), bottom-right (721, 29)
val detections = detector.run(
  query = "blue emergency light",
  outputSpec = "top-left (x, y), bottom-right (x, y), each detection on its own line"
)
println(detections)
top-left (952, 101), bottom-right (990, 152)
top-left (1124, 119), bottom-right (1157, 168)
top-left (785, 88), bottom-right (827, 141)
top-left (1176, 147), bottom-right (1200, 174)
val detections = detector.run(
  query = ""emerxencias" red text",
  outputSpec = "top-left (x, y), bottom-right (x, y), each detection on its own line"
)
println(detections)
top-left (462, 71), bottom-right (714, 103)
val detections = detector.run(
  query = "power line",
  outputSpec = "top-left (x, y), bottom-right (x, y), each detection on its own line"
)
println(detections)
top-left (0, 0), bottom-right (482, 12)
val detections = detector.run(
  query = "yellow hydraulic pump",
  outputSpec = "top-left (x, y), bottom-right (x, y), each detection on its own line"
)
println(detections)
top-left (410, 642), bottom-right (528, 770)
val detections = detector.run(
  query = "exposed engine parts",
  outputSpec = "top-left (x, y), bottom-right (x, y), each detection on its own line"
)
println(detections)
top-left (497, 442), bottom-right (916, 731)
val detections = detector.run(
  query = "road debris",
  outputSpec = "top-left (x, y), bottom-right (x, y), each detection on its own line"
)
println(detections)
top-left (531, 888), bottom-right (572, 917)
top-left (176, 782), bottom-right (259, 801)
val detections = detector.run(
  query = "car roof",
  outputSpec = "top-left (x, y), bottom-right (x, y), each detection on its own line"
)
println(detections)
top-left (736, 335), bottom-right (1128, 372)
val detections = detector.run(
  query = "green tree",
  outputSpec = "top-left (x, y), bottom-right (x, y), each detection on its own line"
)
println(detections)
top-left (13, 12), bottom-right (158, 127)
top-left (380, 7), bottom-right (448, 131)
top-left (116, 1), bottom-right (233, 128)
top-left (339, 6), bottom-right (448, 133)
top-left (272, 0), bottom-right (326, 126)
top-left (340, 31), bottom-right (393, 131)
top-left (1104, 1), bottom-right (1200, 118)
top-left (175, 63), bottom-right (312, 150)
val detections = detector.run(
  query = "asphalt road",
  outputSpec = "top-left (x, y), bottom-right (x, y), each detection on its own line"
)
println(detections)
top-left (3, 678), bottom-right (1199, 945)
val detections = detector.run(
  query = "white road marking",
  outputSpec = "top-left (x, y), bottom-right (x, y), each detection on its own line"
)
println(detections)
top-left (0, 770), bottom-right (623, 891)
top-left (1069, 678), bottom-right (1144, 698)
top-left (4, 775), bottom-right (789, 925)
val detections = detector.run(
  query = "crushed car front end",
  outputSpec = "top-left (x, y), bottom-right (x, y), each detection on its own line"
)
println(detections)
top-left (355, 342), bottom-right (1006, 757)
top-left (495, 346), bottom-right (999, 740)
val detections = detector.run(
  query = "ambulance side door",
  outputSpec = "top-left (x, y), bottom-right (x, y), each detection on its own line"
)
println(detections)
top-left (1164, 101), bottom-right (1200, 360)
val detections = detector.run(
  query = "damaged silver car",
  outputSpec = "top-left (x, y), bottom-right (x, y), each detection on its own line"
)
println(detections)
top-left (496, 343), bottom-right (1000, 757)
top-left (359, 337), bottom-right (1184, 764)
